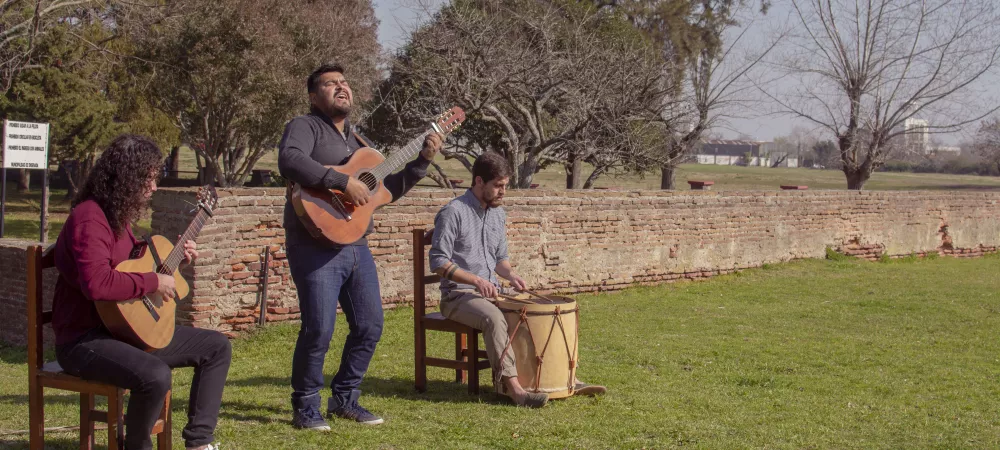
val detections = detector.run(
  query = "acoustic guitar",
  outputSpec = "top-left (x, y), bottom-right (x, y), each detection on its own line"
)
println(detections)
top-left (95, 185), bottom-right (218, 350)
top-left (291, 107), bottom-right (465, 245)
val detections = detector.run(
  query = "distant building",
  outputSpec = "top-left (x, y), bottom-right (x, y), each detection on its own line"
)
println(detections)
top-left (696, 140), bottom-right (762, 166)
top-left (901, 117), bottom-right (930, 154)
top-left (695, 140), bottom-right (797, 167)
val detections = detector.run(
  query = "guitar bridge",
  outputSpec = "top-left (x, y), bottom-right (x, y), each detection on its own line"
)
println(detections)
top-left (141, 295), bottom-right (161, 322)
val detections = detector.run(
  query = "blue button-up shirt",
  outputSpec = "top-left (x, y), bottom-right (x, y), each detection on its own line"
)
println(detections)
top-left (429, 189), bottom-right (509, 296)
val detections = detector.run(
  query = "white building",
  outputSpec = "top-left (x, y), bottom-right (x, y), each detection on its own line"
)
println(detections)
top-left (902, 117), bottom-right (930, 153)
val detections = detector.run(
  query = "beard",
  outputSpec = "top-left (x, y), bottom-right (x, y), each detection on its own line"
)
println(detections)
top-left (329, 102), bottom-right (352, 116)
top-left (485, 193), bottom-right (503, 208)
top-left (329, 94), bottom-right (352, 116)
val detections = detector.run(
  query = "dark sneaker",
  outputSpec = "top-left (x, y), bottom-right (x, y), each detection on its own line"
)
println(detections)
top-left (573, 382), bottom-right (608, 396)
top-left (328, 389), bottom-right (384, 425)
top-left (291, 394), bottom-right (331, 431)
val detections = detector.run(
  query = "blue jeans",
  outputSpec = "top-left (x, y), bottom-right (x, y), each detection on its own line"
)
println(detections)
top-left (287, 242), bottom-right (384, 401)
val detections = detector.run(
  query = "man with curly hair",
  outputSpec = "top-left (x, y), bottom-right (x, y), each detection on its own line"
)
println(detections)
top-left (278, 62), bottom-right (442, 429)
top-left (51, 134), bottom-right (231, 450)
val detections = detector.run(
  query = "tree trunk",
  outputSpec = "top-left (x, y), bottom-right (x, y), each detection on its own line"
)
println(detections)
top-left (565, 157), bottom-right (583, 189)
top-left (166, 146), bottom-right (180, 179)
top-left (199, 164), bottom-right (218, 187)
top-left (515, 156), bottom-right (537, 189)
top-left (582, 166), bottom-right (605, 189)
top-left (17, 169), bottom-right (29, 193)
top-left (844, 167), bottom-right (870, 190)
top-left (660, 165), bottom-right (676, 190)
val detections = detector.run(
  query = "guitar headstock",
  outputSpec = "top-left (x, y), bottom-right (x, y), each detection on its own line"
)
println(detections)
top-left (431, 107), bottom-right (466, 136)
top-left (196, 185), bottom-right (219, 215)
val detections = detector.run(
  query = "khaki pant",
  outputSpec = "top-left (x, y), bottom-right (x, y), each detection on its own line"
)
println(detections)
top-left (440, 289), bottom-right (517, 393)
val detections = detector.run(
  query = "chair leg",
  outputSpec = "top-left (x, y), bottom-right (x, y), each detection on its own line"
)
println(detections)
top-left (107, 389), bottom-right (124, 450)
top-left (28, 380), bottom-right (43, 450)
top-left (415, 323), bottom-right (427, 393)
top-left (80, 393), bottom-right (95, 450)
top-left (157, 390), bottom-right (171, 450)
top-left (455, 333), bottom-right (468, 384)
top-left (468, 330), bottom-right (480, 395)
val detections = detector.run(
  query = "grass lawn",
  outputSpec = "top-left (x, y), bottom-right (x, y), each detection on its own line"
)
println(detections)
top-left (1, 254), bottom-right (999, 448)
top-left (173, 144), bottom-right (1000, 191)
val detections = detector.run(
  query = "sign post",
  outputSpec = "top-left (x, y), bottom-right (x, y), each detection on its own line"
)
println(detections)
top-left (2, 120), bottom-right (51, 240)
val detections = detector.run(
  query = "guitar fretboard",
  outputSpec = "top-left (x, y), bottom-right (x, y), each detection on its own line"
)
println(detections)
top-left (370, 129), bottom-right (433, 181)
top-left (160, 208), bottom-right (210, 274)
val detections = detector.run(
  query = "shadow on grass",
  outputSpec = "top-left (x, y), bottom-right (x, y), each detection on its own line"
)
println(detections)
top-left (223, 375), bottom-right (502, 406)
top-left (0, 392), bottom-right (79, 408)
top-left (0, 345), bottom-right (28, 365)
top-left (0, 436), bottom-right (79, 449)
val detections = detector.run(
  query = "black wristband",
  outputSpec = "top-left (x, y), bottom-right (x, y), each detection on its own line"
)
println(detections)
top-left (445, 265), bottom-right (459, 280)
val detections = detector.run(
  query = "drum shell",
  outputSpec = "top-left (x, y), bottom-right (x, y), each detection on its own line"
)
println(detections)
top-left (497, 296), bottom-right (579, 399)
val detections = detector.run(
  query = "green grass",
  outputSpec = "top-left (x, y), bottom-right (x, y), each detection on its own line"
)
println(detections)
top-left (2, 254), bottom-right (999, 448)
top-left (0, 183), bottom-right (70, 242)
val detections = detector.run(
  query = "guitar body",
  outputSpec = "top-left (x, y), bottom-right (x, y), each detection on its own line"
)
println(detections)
top-left (95, 235), bottom-right (189, 350)
top-left (291, 107), bottom-right (465, 245)
top-left (291, 147), bottom-right (394, 245)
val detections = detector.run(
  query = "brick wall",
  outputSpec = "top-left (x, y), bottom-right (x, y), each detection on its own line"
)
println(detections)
top-left (2, 188), bottom-right (998, 344)
top-left (147, 188), bottom-right (1000, 337)
top-left (0, 240), bottom-right (56, 347)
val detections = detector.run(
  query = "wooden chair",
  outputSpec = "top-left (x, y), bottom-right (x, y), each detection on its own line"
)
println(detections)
top-left (27, 244), bottom-right (171, 450)
top-left (413, 228), bottom-right (491, 394)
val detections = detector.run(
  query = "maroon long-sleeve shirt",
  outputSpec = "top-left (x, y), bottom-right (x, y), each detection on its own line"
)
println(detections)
top-left (52, 199), bottom-right (159, 345)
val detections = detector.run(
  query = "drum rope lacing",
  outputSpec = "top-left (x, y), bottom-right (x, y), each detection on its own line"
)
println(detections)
top-left (495, 304), bottom-right (579, 395)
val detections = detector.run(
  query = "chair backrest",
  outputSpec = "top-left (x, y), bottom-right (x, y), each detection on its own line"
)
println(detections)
top-left (27, 244), bottom-right (56, 374)
top-left (412, 228), bottom-right (442, 315)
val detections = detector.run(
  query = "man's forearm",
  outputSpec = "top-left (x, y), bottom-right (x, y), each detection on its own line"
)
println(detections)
top-left (495, 260), bottom-right (516, 281)
top-left (434, 261), bottom-right (481, 286)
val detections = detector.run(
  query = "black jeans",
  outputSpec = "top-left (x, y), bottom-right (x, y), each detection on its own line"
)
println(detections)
top-left (56, 326), bottom-right (232, 450)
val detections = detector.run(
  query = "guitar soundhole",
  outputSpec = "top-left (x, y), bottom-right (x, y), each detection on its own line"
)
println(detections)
top-left (358, 171), bottom-right (378, 191)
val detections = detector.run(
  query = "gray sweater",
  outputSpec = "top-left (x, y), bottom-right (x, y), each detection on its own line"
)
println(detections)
top-left (278, 110), bottom-right (430, 247)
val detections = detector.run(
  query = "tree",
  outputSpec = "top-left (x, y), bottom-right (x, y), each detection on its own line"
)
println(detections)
top-left (130, 0), bottom-right (380, 187)
top-left (601, 0), bottom-right (777, 189)
top-left (771, 0), bottom-right (1000, 189)
top-left (369, 0), bottom-right (667, 189)
top-left (810, 140), bottom-right (837, 169)
top-left (2, 10), bottom-right (178, 197)
top-left (1, 1), bottom-right (163, 94)
top-left (3, 18), bottom-right (123, 195)
top-left (972, 118), bottom-right (1000, 175)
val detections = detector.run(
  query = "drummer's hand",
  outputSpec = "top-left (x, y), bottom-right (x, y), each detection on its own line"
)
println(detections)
top-left (508, 274), bottom-right (527, 292)
top-left (473, 277), bottom-right (498, 299)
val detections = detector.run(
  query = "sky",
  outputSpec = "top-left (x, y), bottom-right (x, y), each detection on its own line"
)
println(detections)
top-left (372, 0), bottom-right (982, 145)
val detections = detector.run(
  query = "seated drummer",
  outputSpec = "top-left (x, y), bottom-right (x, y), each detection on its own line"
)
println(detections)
top-left (428, 152), bottom-right (606, 408)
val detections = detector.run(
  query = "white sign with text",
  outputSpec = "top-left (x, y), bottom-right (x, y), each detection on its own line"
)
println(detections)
top-left (3, 120), bottom-right (49, 169)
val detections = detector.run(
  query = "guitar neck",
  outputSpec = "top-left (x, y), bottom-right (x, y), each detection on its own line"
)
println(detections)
top-left (370, 129), bottom-right (433, 181)
top-left (159, 208), bottom-right (211, 274)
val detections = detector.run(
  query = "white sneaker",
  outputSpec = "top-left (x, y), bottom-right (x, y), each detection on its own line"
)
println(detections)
top-left (189, 444), bottom-right (220, 450)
